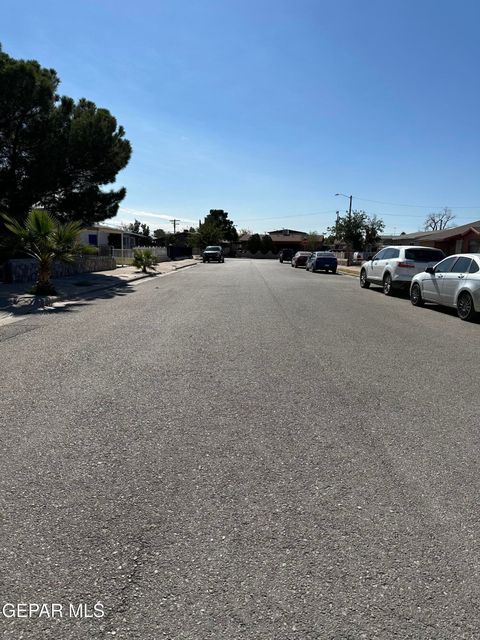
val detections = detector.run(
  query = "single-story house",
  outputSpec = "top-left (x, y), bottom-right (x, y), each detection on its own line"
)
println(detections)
top-left (381, 220), bottom-right (480, 255)
top-left (79, 225), bottom-right (146, 253)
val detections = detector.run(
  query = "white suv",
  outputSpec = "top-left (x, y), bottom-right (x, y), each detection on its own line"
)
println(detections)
top-left (359, 246), bottom-right (445, 295)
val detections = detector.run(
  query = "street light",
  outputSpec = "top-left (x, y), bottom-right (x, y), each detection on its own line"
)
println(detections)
top-left (334, 193), bottom-right (353, 220)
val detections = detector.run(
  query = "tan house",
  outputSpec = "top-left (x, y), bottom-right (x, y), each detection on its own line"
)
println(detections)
top-left (267, 229), bottom-right (310, 249)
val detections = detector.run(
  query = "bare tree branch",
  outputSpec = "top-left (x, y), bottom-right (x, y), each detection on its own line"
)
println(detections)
top-left (424, 207), bottom-right (455, 231)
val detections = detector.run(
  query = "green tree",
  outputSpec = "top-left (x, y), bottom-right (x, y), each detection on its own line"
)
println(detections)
top-left (153, 228), bottom-right (167, 246)
top-left (203, 210), bottom-right (238, 241)
top-left (247, 233), bottom-right (262, 254)
top-left (133, 248), bottom-right (156, 273)
top-left (261, 234), bottom-right (275, 254)
top-left (0, 47), bottom-right (131, 226)
top-left (328, 211), bottom-right (385, 251)
top-left (2, 209), bottom-right (82, 295)
top-left (127, 219), bottom-right (141, 234)
top-left (140, 223), bottom-right (151, 246)
top-left (191, 221), bottom-right (223, 249)
top-left (363, 215), bottom-right (385, 249)
top-left (305, 231), bottom-right (322, 251)
top-left (328, 210), bottom-right (367, 251)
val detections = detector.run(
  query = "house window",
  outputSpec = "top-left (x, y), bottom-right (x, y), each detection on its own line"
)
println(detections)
top-left (468, 239), bottom-right (480, 253)
top-left (88, 234), bottom-right (98, 246)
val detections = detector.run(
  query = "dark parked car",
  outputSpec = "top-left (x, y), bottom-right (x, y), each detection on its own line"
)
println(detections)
top-left (279, 248), bottom-right (294, 263)
top-left (306, 251), bottom-right (337, 273)
top-left (291, 251), bottom-right (312, 268)
top-left (202, 245), bottom-right (224, 263)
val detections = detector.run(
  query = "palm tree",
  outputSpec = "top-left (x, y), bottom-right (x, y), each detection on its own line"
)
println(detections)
top-left (3, 209), bottom-right (83, 295)
top-left (132, 248), bottom-right (156, 273)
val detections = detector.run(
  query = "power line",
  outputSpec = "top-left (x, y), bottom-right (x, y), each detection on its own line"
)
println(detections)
top-left (234, 210), bottom-right (336, 222)
top-left (353, 196), bottom-right (480, 209)
top-left (235, 208), bottom-right (480, 223)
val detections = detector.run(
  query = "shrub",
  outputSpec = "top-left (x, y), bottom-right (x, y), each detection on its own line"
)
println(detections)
top-left (133, 248), bottom-right (156, 273)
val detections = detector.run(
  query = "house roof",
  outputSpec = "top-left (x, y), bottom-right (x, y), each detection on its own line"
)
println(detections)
top-left (421, 220), bottom-right (480, 241)
top-left (267, 229), bottom-right (310, 244)
top-left (392, 220), bottom-right (480, 242)
top-left (268, 229), bottom-right (308, 236)
top-left (86, 224), bottom-right (146, 237)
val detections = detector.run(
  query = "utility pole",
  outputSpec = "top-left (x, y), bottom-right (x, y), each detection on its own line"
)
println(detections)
top-left (335, 193), bottom-right (354, 266)
top-left (169, 219), bottom-right (181, 234)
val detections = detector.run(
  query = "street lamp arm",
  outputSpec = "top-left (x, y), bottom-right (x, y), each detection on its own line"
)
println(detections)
top-left (334, 193), bottom-right (353, 219)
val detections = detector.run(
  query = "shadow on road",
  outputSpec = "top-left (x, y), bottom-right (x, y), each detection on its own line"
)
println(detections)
top-left (2, 275), bottom-right (141, 318)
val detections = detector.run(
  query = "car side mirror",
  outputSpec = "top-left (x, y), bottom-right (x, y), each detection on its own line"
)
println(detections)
top-left (425, 266), bottom-right (435, 274)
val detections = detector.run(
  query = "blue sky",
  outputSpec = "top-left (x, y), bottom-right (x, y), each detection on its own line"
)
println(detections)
top-left (2, 0), bottom-right (480, 234)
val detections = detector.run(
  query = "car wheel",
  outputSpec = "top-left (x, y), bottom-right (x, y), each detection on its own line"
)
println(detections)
top-left (294, 264), bottom-right (298, 268)
top-left (457, 291), bottom-right (477, 321)
top-left (360, 269), bottom-right (370, 288)
top-left (410, 283), bottom-right (424, 307)
top-left (331, 267), bottom-right (337, 274)
top-left (202, 259), bottom-right (206, 263)
top-left (383, 273), bottom-right (394, 295)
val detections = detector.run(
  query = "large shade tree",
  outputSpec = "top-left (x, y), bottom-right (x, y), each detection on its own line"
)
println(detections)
top-left (203, 210), bottom-right (238, 242)
top-left (189, 209), bottom-right (238, 249)
top-left (0, 46), bottom-right (131, 227)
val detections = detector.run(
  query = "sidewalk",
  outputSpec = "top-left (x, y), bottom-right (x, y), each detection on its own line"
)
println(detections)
top-left (0, 258), bottom-right (199, 321)
top-left (337, 265), bottom-right (361, 277)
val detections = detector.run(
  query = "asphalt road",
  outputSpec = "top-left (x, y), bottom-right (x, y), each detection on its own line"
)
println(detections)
top-left (1, 259), bottom-right (480, 640)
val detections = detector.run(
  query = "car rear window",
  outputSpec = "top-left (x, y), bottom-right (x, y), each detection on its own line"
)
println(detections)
top-left (404, 248), bottom-right (445, 262)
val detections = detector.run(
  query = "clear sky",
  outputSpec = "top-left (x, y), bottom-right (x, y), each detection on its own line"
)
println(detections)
top-left (2, 0), bottom-right (480, 234)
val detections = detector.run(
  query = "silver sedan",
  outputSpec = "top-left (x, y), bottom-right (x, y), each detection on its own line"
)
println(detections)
top-left (410, 253), bottom-right (480, 321)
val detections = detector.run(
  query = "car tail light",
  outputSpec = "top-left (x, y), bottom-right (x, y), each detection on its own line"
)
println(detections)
top-left (397, 261), bottom-right (415, 268)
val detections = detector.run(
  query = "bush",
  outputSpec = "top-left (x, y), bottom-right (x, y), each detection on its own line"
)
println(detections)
top-left (133, 248), bottom-right (156, 273)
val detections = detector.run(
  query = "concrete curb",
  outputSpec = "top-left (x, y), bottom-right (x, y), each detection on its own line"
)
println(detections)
top-left (337, 267), bottom-right (361, 278)
top-left (170, 262), bottom-right (199, 271)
